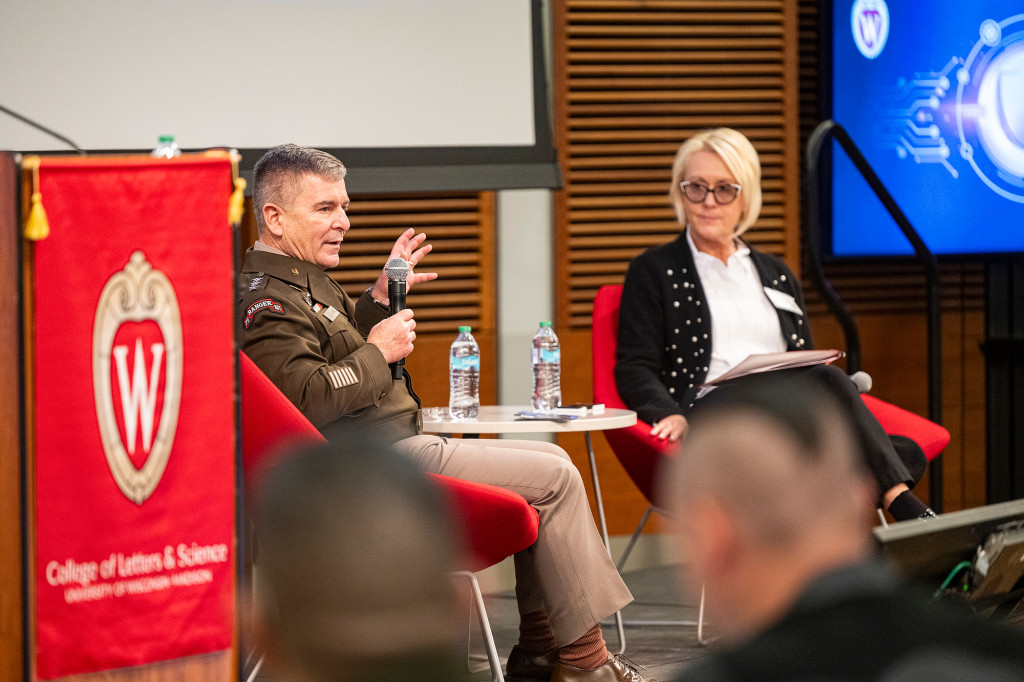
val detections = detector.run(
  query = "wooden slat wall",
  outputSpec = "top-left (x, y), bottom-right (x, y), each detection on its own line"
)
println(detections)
top-left (338, 193), bottom-right (496, 335)
top-left (551, 0), bottom-right (988, 529)
top-left (341, 192), bottom-right (499, 408)
top-left (554, 0), bottom-right (801, 331)
top-left (551, 0), bottom-right (802, 533)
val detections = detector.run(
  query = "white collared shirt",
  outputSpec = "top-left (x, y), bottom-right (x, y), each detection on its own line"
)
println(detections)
top-left (686, 229), bottom-right (786, 382)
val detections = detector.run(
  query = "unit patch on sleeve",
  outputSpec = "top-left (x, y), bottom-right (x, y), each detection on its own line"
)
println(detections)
top-left (327, 366), bottom-right (359, 390)
top-left (243, 298), bottom-right (285, 329)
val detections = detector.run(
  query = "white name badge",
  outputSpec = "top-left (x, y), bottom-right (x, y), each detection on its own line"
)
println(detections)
top-left (763, 287), bottom-right (803, 315)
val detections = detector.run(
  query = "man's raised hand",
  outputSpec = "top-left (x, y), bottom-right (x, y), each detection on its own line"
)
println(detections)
top-left (371, 229), bottom-right (438, 304)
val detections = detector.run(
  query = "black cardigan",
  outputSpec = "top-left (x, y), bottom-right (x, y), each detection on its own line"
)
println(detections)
top-left (615, 231), bottom-right (811, 425)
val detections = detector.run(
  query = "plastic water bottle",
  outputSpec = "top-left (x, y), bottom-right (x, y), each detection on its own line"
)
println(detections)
top-left (532, 321), bottom-right (561, 411)
top-left (151, 135), bottom-right (181, 158)
top-left (449, 326), bottom-right (480, 420)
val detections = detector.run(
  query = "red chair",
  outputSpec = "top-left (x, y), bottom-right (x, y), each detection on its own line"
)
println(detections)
top-left (593, 286), bottom-right (948, 498)
top-left (592, 286), bottom-right (697, 649)
top-left (591, 285), bottom-right (676, 566)
top-left (591, 284), bottom-right (950, 643)
top-left (862, 393), bottom-right (949, 465)
top-left (240, 351), bottom-right (538, 682)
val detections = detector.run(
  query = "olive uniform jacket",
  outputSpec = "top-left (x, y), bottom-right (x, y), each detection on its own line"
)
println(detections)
top-left (238, 248), bottom-right (421, 442)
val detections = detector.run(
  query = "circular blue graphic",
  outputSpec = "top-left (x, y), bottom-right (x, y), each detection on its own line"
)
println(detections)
top-left (956, 14), bottom-right (1024, 203)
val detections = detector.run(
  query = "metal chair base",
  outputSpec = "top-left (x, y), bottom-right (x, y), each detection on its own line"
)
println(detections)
top-left (453, 570), bottom-right (505, 682)
top-left (614, 504), bottom-right (713, 646)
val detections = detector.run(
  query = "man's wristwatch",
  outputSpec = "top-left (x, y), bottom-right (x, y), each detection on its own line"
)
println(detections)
top-left (366, 287), bottom-right (389, 311)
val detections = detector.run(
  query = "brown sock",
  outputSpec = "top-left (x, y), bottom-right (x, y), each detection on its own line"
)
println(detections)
top-left (518, 609), bottom-right (559, 655)
top-left (558, 624), bottom-right (608, 670)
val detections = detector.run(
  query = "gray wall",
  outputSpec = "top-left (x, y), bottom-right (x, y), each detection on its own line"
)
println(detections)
top-left (496, 189), bottom-right (555, 411)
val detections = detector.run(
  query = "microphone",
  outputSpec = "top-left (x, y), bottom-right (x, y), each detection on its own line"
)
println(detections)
top-left (0, 102), bottom-right (86, 155)
top-left (849, 371), bottom-right (873, 394)
top-left (384, 257), bottom-right (410, 380)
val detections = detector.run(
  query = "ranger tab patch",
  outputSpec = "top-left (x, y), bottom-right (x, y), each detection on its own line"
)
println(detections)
top-left (244, 298), bottom-right (285, 329)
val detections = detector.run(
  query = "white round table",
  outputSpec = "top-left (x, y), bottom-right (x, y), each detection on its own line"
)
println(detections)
top-left (422, 404), bottom-right (636, 434)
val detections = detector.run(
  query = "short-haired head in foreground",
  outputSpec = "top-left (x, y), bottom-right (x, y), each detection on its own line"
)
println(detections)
top-left (659, 373), bottom-right (877, 642)
top-left (252, 143), bottom-right (347, 236)
top-left (252, 436), bottom-right (463, 682)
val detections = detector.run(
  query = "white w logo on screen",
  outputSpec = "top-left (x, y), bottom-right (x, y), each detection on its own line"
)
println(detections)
top-left (112, 339), bottom-right (165, 455)
top-left (857, 10), bottom-right (882, 48)
top-left (851, 0), bottom-right (889, 59)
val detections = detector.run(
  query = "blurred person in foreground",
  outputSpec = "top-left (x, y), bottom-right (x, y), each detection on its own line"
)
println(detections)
top-left (239, 144), bottom-right (654, 681)
top-left (661, 373), bottom-right (1024, 682)
top-left (250, 437), bottom-right (465, 681)
top-left (615, 126), bottom-right (935, 522)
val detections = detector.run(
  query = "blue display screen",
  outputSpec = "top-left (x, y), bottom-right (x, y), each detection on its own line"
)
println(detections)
top-left (830, 0), bottom-right (1024, 257)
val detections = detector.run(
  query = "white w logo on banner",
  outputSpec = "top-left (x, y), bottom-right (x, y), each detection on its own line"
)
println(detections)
top-left (94, 250), bottom-right (183, 504)
top-left (112, 339), bottom-right (165, 455)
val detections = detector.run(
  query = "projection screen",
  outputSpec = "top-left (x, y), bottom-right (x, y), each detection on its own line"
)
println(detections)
top-left (0, 0), bottom-right (560, 192)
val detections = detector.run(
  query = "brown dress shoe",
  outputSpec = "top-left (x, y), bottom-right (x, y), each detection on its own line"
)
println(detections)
top-left (551, 654), bottom-right (658, 682)
top-left (506, 645), bottom-right (558, 681)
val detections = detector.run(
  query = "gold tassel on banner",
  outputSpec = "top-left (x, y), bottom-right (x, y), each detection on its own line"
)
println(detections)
top-left (203, 148), bottom-right (245, 226)
top-left (23, 156), bottom-right (50, 241)
top-left (229, 176), bottom-right (246, 226)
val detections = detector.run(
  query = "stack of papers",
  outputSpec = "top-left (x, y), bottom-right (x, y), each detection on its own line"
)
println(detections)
top-left (696, 350), bottom-right (845, 399)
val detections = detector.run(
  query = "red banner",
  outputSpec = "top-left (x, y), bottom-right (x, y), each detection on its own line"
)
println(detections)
top-left (31, 156), bottom-right (237, 679)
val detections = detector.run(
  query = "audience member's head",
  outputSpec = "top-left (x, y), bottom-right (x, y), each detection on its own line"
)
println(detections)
top-left (659, 373), bottom-right (877, 642)
top-left (251, 436), bottom-right (464, 681)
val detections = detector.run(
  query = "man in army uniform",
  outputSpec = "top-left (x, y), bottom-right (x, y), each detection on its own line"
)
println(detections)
top-left (239, 144), bottom-right (656, 682)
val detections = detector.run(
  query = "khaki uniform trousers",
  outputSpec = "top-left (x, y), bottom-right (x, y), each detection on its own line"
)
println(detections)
top-left (395, 434), bottom-right (633, 646)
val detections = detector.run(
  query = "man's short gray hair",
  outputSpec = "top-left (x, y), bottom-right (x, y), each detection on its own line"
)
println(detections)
top-left (252, 144), bottom-right (347, 235)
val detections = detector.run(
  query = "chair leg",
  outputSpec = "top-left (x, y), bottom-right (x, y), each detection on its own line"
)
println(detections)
top-left (244, 653), bottom-right (265, 682)
top-left (610, 505), bottom-right (709, 638)
top-left (452, 570), bottom-right (505, 682)
top-left (584, 432), bottom-right (627, 655)
top-left (695, 584), bottom-right (716, 646)
top-left (616, 505), bottom-right (655, 573)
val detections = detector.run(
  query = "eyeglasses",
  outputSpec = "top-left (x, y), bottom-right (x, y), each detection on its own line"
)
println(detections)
top-left (679, 181), bottom-right (742, 205)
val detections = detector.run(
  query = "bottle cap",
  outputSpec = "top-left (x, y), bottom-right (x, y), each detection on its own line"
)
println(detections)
top-left (458, 325), bottom-right (472, 332)
top-left (539, 321), bottom-right (551, 327)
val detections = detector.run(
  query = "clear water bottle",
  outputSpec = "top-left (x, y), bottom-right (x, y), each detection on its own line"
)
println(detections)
top-left (532, 321), bottom-right (562, 411)
top-left (449, 326), bottom-right (480, 420)
top-left (151, 135), bottom-right (181, 158)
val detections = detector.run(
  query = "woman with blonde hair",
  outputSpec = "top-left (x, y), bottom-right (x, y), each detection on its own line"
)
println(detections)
top-left (616, 128), bottom-right (934, 522)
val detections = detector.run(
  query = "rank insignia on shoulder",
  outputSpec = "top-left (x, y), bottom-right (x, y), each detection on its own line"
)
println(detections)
top-left (244, 297), bottom-right (285, 329)
top-left (248, 273), bottom-right (266, 291)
